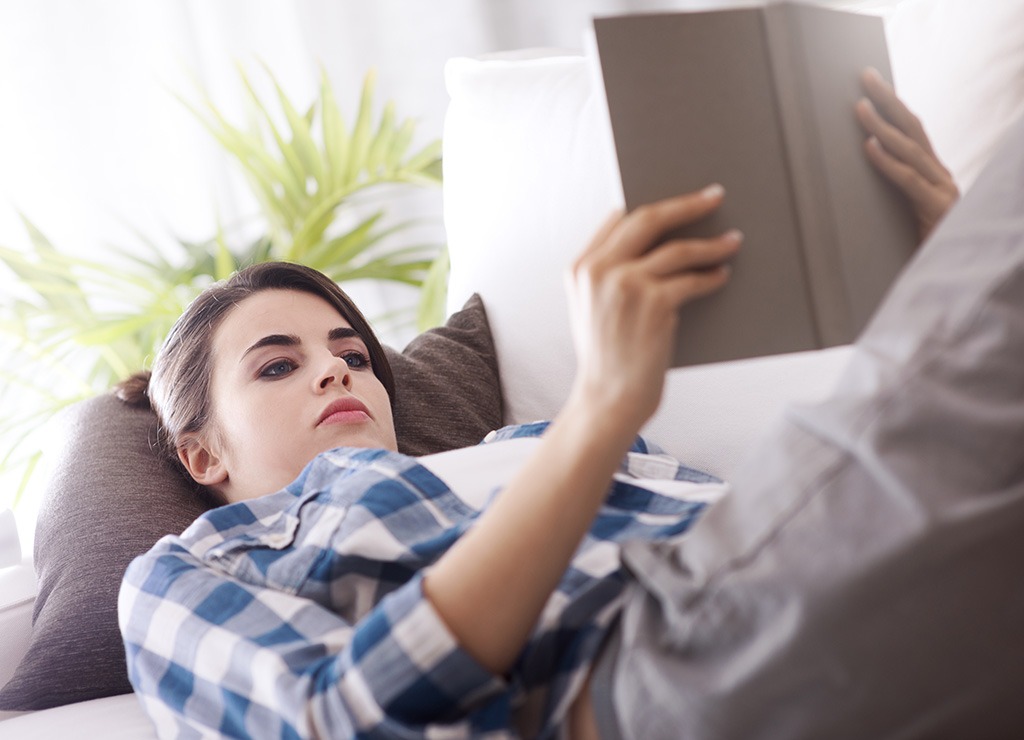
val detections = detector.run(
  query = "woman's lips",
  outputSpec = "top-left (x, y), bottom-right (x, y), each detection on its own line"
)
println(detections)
top-left (319, 408), bottom-right (370, 426)
top-left (317, 398), bottom-right (370, 426)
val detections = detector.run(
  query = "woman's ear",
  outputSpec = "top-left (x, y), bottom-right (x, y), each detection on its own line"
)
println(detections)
top-left (177, 438), bottom-right (228, 487)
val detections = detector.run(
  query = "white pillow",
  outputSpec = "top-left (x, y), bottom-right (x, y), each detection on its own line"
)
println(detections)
top-left (443, 51), bottom-right (619, 434)
top-left (0, 562), bottom-right (35, 696)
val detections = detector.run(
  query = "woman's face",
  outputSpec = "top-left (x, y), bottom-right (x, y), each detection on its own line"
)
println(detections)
top-left (183, 288), bottom-right (397, 503)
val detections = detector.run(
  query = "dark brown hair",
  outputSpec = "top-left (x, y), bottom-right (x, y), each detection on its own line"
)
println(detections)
top-left (116, 261), bottom-right (394, 474)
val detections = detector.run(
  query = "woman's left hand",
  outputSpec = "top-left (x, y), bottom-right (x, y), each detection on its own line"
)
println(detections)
top-left (856, 67), bottom-right (959, 243)
top-left (565, 185), bottom-right (741, 435)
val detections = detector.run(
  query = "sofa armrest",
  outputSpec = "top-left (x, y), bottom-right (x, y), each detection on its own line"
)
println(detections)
top-left (0, 561), bottom-right (37, 691)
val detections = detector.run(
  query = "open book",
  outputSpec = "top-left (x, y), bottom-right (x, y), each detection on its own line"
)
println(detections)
top-left (591, 2), bottom-right (918, 367)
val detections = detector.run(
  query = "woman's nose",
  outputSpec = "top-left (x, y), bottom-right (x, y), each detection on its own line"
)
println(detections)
top-left (317, 356), bottom-right (352, 390)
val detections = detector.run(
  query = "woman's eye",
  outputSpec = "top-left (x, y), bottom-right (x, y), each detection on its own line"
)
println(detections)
top-left (260, 359), bottom-right (295, 378)
top-left (341, 351), bottom-right (370, 369)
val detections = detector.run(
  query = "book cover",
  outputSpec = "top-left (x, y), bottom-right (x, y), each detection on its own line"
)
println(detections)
top-left (592, 2), bottom-right (918, 367)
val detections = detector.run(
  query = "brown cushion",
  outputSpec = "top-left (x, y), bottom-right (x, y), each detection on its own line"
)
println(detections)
top-left (0, 294), bottom-right (502, 711)
top-left (386, 295), bottom-right (504, 457)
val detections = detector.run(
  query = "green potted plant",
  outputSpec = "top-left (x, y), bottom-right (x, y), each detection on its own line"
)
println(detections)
top-left (0, 63), bottom-right (448, 510)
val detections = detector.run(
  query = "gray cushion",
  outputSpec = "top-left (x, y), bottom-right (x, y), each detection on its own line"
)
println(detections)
top-left (386, 295), bottom-right (504, 457)
top-left (0, 294), bottom-right (502, 711)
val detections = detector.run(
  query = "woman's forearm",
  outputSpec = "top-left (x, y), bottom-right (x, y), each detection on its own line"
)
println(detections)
top-left (421, 390), bottom-right (637, 675)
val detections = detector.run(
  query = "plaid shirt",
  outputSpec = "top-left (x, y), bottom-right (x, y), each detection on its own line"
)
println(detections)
top-left (119, 423), bottom-right (723, 739)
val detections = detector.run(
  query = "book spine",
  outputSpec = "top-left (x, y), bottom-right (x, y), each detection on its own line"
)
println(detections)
top-left (762, 3), bottom-right (854, 346)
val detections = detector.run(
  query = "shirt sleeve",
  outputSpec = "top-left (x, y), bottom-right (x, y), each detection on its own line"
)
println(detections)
top-left (119, 539), bottom-right (509, 739)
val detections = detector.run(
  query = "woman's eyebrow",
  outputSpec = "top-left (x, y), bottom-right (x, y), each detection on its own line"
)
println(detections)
top-left (241, 327), bottom-right (363, 363)
top-left (240, 334), bottom-right (300, 362)
top-left (328, 327), bottom-right (363, 342)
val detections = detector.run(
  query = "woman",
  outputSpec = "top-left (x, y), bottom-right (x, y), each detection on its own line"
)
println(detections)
top-left (118, 70), bottom-right (966, 738)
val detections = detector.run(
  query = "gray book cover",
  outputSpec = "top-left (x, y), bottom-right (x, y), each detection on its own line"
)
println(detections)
top-left (592, 2), bottom-right (918, 367)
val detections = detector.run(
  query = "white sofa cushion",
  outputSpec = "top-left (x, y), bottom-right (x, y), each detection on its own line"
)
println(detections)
top-left (0, 562), bottom-right (37, 710)
top-left (0, 694), bottom-right (155, 736)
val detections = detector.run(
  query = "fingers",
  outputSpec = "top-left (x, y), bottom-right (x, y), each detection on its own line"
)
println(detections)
top-left (592, 230), bottom-right (740, 318)
top-left (855, 97), bottom-right (949, 187)
top-left (862, 135), bottom-right (932, 204)
top-left (641, 228), bottom-right (743, 276)
top-left (862, 134), bottom-right (956, 237)
top-left (647, 230), bottom-right (741, 309)
top-left (855, 67), bottom-right (959, 242)
top-left (583, 183), bottom-right (725, 265)
top-left (584, 208), bottom-right (625, 256)
top-left (662, 262), bottom-right (733, 306)
top-left (859, 68), bottom-right (935, 157)
top-left (571, 186), bottom-right (739, 325)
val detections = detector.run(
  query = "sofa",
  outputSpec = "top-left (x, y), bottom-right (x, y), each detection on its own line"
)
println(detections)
top-left (1, 0), bottom-right (1022, 735)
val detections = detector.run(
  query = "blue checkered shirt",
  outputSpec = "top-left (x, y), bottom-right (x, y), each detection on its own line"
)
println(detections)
top-left (119, 423), bottom-right (721, 738)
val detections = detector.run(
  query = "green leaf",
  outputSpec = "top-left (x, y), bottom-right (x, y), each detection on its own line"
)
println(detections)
top-left (385, 118), bottom-right (416, 174)
top-left (73, 312), bottom-right (162, 348)
top-left (400, 139), bottom-right (443, 178)
top-left (319, 66), bottom-right (350, 199)
top-left (366, 101), bottom-right (396, 177)
top-left (345, 69), bottom-right (377, 187)
top-left (237, 65), bottom-right (310, 204)
top-left (214, 230), bottom-right (237, 281)
top-left (93, 341), bottom-right (137, 382)
top-left (311, 216), bottom-right (426, 272)
top-left (0, 366), bottom-right (70, 405)
top-left (421, 157), bottom-right (444, 182)
top-left (287, 186), bottom-right (355, 259)
top-left (175, 88), bottom-right (303, 222)
top-left (417, 246), bottom-right (450, 332)
top-left (301, 211), bottom-right (384, 269)
top-left (398, 168), bottom-right (444, 187)
top-left (1, 219), bottom-right (88, 315)
top-left (238, 235), bottom-right (276, 266)
top-left (329, 247), bottom-right (436, 285)
top-left (261, 61), bottom-right (324, 189)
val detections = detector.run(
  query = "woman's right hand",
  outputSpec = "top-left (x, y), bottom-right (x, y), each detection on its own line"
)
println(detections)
top-left (565, 184), bottom-right (742, 436)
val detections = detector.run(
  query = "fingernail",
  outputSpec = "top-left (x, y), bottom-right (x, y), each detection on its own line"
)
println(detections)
top-left (702, 183), bottom-right (725, 200)
top-left (724, 228), bottom-right (744, 244)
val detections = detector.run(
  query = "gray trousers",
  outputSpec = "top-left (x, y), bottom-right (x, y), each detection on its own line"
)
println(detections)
top-left (592, 114), bottom-right (1024, 739)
